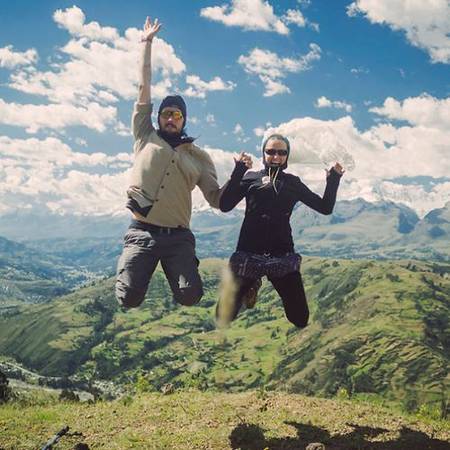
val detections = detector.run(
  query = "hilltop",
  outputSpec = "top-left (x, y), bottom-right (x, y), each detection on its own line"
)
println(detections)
top-left (0, 391), bottom-right (449, 449)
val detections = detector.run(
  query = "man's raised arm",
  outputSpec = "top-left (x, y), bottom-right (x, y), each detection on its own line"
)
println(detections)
top-left (132, 17), bottom-right (162, 147)
top-left (138, 16), bottom-right (161, 104)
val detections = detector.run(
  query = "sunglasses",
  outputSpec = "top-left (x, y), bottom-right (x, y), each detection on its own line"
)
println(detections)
top-left (160, 110), bottom-right (184, 120)
top-left (265, 149), bottom-right (288, 156)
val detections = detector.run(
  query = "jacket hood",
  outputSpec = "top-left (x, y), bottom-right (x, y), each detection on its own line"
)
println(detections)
top-left (262, 133), bottom-right (290, 171)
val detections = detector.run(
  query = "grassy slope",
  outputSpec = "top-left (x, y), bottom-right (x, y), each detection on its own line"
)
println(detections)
top-left (269, 259), bottom-right (449, 410)
top-left (0, 391), bottom-right (449, 449)
top-left (0, 258), bottom-right (448, 413)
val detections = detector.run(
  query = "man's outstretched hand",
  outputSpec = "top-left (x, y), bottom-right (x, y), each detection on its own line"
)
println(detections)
top-left (141, 16), bottom-right (162, 42)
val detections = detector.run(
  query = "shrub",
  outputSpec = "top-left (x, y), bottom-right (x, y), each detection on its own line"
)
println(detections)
top-left (59, 389), bottom-right (80, 402)
top-left (0, 370), bottom-right (12, 403)
top-left (336, 387), bottom-right (350, 400)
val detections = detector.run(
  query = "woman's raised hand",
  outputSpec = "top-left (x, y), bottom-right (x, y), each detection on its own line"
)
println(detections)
top-left (141, 16), bottom-right (162, 42)
top-left (327, 162), bottom-right (345, 177)
top-left (234, 152), bottom-right (253, 169)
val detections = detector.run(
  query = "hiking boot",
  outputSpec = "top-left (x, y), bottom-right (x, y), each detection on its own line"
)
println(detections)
top-left (242, 278), bottom-right (262, 309)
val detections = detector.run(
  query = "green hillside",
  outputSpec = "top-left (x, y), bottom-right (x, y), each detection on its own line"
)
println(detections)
top-left (1, 391), bottom-right (449, 449)
top-left (0, 258), bottom-right (448, 416)
top-left (0, 236), bottom-right (97, 306)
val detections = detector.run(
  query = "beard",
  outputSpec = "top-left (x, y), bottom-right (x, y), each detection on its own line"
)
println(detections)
top-left (162, 125), bottom-right (180, 134)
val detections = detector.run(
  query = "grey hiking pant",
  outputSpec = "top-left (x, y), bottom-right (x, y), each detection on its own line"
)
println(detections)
top-left (115, 220), bottom-right (203, 308)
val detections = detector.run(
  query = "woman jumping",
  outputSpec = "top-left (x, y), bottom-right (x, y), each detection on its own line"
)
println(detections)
top-left (216, 133), bottom-right (344, 328)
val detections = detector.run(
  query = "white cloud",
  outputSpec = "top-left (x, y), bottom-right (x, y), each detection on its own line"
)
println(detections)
top-left (254, 126), bottom-right (265, 137)
top-left (347, 0), bottom-right (450, 64)
top-left (254, 122), bottom-right (273, 137)
top-left (0, 136), bottom-right (131, 168)
top-left (206, 113), bottom-right (216, 126)
top-left (282, 8), bottom-right (319, 31)
top-left (53, 6), bottom-right (120, 42)
top-left (3, 7), bottom-right (188, 140)
top-left (75, 138), bottom-right (88, 147)
top-left (6, 5), bottom-right (236, 111)
top-left (0, 45), bottom-right (38, 68)
top-left (256, 93), bottom-right (450, 215)
top-left (200, 0), bottom-right (289, 35)
top-left (369, 94), bottom-right (450, 130)
top-left (233, 123), bottom-right (251, 143)
top-left (0, 136), bottom-right (242, 217)
top-left (9, 32), bottom-right (184, 105)
top-left (0, 136), bottom-right (132, 216)
top-left (316, 96), bottom-right (353, 112)
top-left (283, 9), bottom-right (306, 27)
top-left (1, 6), bottom-right (231, 137)
top-left (1, 93), bottom-right (449, 217)
top-left (184, 75), bottom-right (236, 98)
top-left (0, 98), bottom-right (119, 133)
top-left (350, 67), bottom-right (369, 75)
top-left (238, 44), bottom-right (321, 96)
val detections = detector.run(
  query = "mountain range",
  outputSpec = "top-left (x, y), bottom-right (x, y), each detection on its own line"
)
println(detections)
top-left (0, 198), bottom-right (449, 304)
top-left (0, 199), bottom-right (450, 262)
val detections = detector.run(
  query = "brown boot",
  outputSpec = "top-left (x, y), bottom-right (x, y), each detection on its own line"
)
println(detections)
top-left (242, 278), bottom-right (262, 309)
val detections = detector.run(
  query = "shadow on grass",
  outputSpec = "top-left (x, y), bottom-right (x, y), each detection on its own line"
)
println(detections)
top-left (229, 421), bottom-right (450, 450)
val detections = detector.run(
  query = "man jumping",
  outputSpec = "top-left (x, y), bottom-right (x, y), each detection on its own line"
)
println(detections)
top-left (115, 17), bottom-right (251, 309)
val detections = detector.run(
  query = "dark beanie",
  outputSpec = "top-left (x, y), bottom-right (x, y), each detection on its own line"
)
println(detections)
top-left (158, 95), bottom-right (187, 128)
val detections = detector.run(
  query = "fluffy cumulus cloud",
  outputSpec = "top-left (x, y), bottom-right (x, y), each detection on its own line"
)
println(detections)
top-left (200, 0), bottom-right (318, 34)
top-left (200, 0), bottom-right (290, 34)
top-left (347, 0), bottom-right (450, 64)
top-left (238, 44), bottom-right (321, 96)
top-left (282, 8), bottom-right (319, 31)
top-left (1, 6), bottom-right (233, 135)
top-left (257, 93), bottom-right (450, 216)
top-left (1, 93), bottom-right (448, 217)
top-left (369, 94), bottom-right (450, 130)
top-left (53, 6), bottom-right (120, 42)
top-left (0, 134), bottom-right (248, 217)
top-left (0, 45), bottom-right (38, 68)
top-left (0, 136), bottom-right (132, 216)
top-left (283, 9), bottom-right (306, 27)
top-left (0, 98), bottom-right (118, 133)
top-left (316, 96), bottom-right (353, 112)
top-left (184, 75), bottom-right (236, 98)
top-left (8, 12), bottom-right (185, 105)
top-left (0, 135), bottom-right (241, 217)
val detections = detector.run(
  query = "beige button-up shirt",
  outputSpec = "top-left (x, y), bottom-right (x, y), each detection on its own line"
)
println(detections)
top-left (127, 102), bottom-right (223, 228)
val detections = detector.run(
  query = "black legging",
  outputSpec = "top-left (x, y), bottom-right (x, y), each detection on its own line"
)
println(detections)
top-left (233, 271), bottom-right (309, 328)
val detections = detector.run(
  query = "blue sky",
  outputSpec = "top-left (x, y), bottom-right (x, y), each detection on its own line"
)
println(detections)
top-left (0, 0), bottom-right (449, 219)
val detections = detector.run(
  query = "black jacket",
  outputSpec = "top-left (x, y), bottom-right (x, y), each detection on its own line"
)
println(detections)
top-left (220, 162), bottom-right (342, 256)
